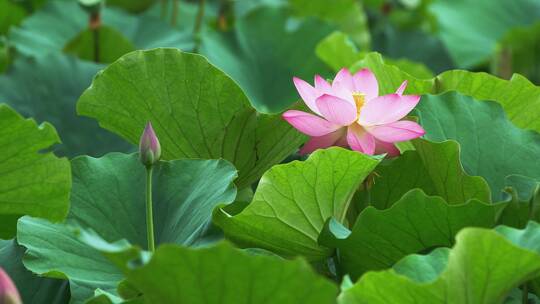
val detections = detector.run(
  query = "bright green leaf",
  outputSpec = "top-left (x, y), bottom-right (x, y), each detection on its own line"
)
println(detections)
top-left (368, 139), bottom-right (491, 209)
top-left (339, 222), bottom-right (540, 303)
top-left (320, 189), bottom-right (504, 279)
top-left (348, 52), bottom-right (540, 134)
top-left (0, 104), bottom-right (71, 238)
top-left (315, 32), bottom-right (362, 72)
top-left (77, 48), bottom-right (306, 189)
top-left (214, 147), bottom-right (381, 261)
top-left (103, 241), bottom-right (339, 304)
top-left (392, 247), bottom-right (450, 283)
top-left (0, 0), bottom-right (26, 35)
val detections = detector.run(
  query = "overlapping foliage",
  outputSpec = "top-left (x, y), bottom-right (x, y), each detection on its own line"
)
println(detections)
top-left (0, 0), bottom-right (539, 303)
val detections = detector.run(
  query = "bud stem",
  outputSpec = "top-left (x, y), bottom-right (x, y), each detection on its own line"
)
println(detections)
top-left (145, 166), bottom-right (155, 252)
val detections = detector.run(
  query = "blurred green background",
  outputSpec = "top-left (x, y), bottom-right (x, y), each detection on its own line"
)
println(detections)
top-left (1, 0), bottom-right (539, 157)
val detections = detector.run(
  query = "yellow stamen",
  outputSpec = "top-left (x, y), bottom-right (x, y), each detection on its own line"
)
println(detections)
top-left (352, 92), bottom-right (365, 118)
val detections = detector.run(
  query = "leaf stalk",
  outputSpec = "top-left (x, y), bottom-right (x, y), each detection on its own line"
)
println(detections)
top-left (146, 166), bottom-right (155, 252)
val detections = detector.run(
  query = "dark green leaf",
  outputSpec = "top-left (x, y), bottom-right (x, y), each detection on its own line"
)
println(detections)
top-left (9, 1), bottom-right (192, 59)
top-left (415, 92), bottom-right (540, 200)
top-left (18, 153), bottom-right (237, 303)
top-left (429, 0), bottom-right (540, 68)
top-left (64, 26), bottom-right (135, 64)
top-left (0, 54), bottom-right (131, 157)
top-left (0, 240), bottom-right (69, 304)
top-left (0, 104), bottom-right (71, 238)
top-left (200, 6), bottom-right (333, 113)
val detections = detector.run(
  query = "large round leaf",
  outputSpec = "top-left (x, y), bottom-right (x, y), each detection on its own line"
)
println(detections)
top-left (214, 147), bottom-right (381, 261)
top-left (415, 92), bottom-right (540, 201)
top-left (17, 153), bottom-right (237, 303)
top-left (200, 6), bottom-right (334, 113)
top-left (320, 189), bottom-right (505, 279)
top-left (0, 105), bottom-right (70, 239)
top-left (96, 242), bottom-right (339, 303)
top-left (0, 53), bottom-right (131, 157)
top-left (77, 48), bottom-right (306, 189)
top-left (339, 222), bottom-right (540, 303)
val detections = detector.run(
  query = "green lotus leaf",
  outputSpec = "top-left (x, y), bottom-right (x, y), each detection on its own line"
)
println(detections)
top-left (317, 49), bottom-right (540, 199)
top-left (498, 175), bottom-right (540, 229)
top-left (200, 6), bottom-right (333, 113)
top-left (0, 240), bottom-right (69, 304)
top-left (214, 147), bottom-right (381, 261)
top-left (77, 48), bottom-right (306, 189)
top-left (0, 53), bottom-right (131, 157)
top-left (97, 241), bottom-right (339, 304)
top-left (367, 139), bottom-right (491, 209)
top-left (316, 31), bottom-right (434, 79)
top-left (63, 26), bottom-right (136, 64)
top-left (429, 0), bottom-right (540, 68)
top-left (0, 104), bottom-right (71, 238)
top-left (8, 1), bottom-right (192, 60)
top-left (107, 0), bottom-right (155, 13)
top-left (415, 92), bottom-right (540, 201)
top-left (289, 0), bottom-right (370, 50)
top-left (17, 153), bottom-right (237, 303)
top-left (370, 23), bottom-right (455, 74)
top-left (319, 189), bottom-right (504, 279)
top-left (357, 54), bottom-right (540, 133)
top-left (316, 40), bottom-right (540, 133)
top-left (494, 21), bottom-right (540, 87)
top-left (339, 222), bottom-right (540, 303)
top-left (392, 247), bottom-right (450, 283)
top-left (0, 0), bottom-right (26, 35)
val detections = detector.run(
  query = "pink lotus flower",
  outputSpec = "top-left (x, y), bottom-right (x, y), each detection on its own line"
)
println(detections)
top-left (0, 267), bottom-right (21, 304)
top-left (283, 68), bottom-right (425, 156)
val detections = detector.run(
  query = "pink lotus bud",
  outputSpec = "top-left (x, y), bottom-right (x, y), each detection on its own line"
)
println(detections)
top-left (139, 122), bottom-right (161, 167)
top-left (0, 267), bottom-right (21, 304)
